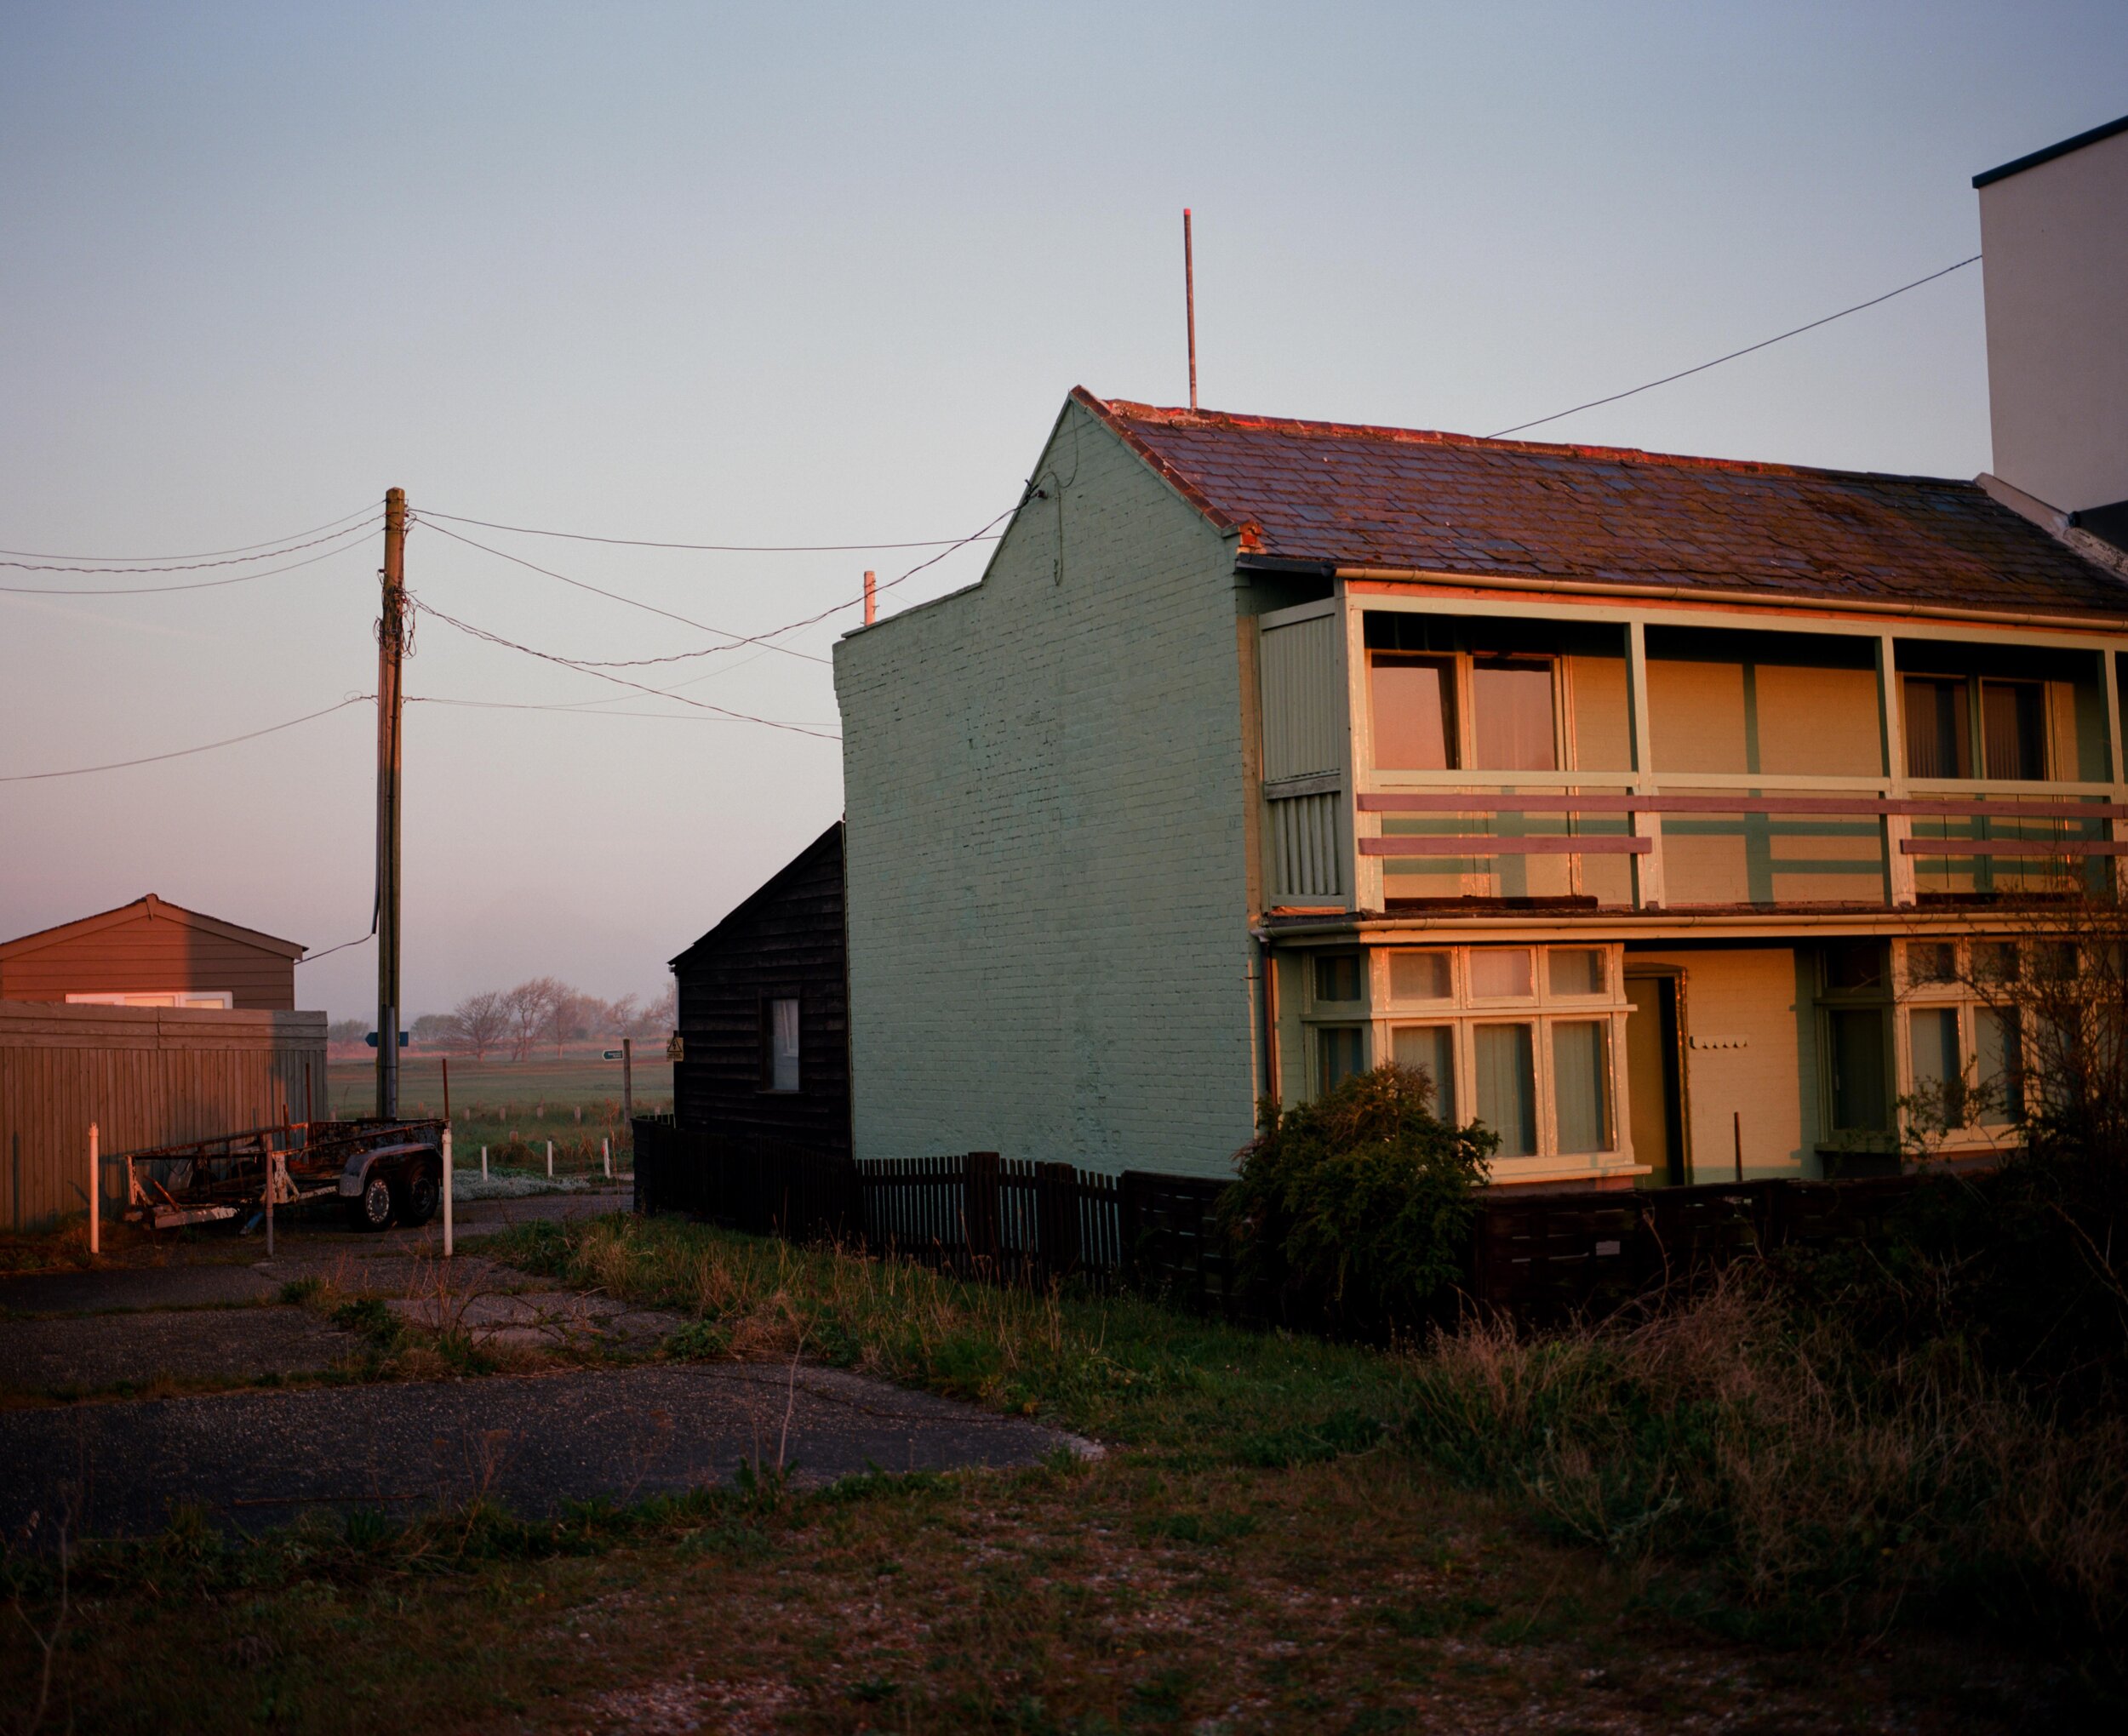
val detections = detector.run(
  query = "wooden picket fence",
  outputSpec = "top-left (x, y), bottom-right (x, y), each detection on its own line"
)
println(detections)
top-left (632, 1116), bottom-right (1923, 1321)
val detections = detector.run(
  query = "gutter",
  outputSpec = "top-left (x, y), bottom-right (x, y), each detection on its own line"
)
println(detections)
top-left (1325, 562), bottom-right (2128, 635)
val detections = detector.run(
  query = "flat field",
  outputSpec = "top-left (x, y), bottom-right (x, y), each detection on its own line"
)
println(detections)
top-left (327, 1050), bottom-right (673, 1119)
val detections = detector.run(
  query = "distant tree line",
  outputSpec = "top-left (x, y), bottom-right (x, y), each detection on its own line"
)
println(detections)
top-left (328, 979), bottom-right (676, 1061)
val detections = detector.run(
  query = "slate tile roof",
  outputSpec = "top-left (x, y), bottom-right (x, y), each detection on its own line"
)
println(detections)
top-left (1073, 389), bottom-right (2128, 620)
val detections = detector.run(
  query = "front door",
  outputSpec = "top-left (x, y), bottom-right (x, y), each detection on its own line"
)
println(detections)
top-left (1625, 973), bottom-right (1688, 1186)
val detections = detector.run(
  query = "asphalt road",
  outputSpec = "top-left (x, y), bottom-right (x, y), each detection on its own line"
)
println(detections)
top-left (1, 1363), bottom-right (1089, 1539)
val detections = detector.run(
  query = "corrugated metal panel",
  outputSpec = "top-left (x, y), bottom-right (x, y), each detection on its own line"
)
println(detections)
top-left (1260, 615), bottom-right (1342, 781)
top-left (1268, 792), bottom-right (1343, 899)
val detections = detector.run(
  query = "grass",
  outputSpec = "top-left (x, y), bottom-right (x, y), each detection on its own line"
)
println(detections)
top-left (0, 1213), bottom-right (2094, 1733)
top-left (326, 1053), bottom-right (672, 1119)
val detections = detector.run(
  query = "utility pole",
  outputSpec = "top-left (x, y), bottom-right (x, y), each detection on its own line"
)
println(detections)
top-left (375, 487), bottom-right (407, 1120)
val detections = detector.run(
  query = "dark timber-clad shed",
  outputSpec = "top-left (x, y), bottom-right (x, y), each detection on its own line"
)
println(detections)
top-left (670, 823), bottom-right (851, 1157)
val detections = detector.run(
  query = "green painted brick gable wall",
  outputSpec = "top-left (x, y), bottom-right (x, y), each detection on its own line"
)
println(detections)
top-left (832, 398), bottom-right (1261, 1177)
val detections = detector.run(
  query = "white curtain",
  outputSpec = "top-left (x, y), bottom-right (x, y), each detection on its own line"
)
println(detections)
top-left (771, 998), bottom-right (800, 1091)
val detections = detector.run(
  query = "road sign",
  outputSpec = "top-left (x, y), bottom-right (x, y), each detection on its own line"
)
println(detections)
top-left (364, 1031), bottom-right (410, 1048)
top-left (602, 1048), bottom-right (624, 1061)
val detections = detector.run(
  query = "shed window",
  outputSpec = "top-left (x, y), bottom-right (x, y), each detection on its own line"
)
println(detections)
top-left (763, 998), bottom-right (800, 1092)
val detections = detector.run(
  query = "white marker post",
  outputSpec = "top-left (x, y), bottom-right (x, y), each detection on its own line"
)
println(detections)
top-left (481, 1144), bottom-right (489, 1180)
top-left (442, 1125), bottom-right (454, 1258)
top-left (602, 1136), bottom-right (611, 1179)
top-left (546, 1139), bottom-right (553, 1179)
top-left (88, 1122), bottom-right (100, 1257)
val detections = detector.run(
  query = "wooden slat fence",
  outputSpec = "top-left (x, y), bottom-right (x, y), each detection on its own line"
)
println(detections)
top-left (633, 1116), bottom-right (1927, 1322)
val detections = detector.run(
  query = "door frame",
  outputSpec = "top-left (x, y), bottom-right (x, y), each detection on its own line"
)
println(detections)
top-left (1623, 967), bottom-right (1691, 1187)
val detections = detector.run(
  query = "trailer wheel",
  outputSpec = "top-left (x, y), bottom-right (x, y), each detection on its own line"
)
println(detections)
top-left (347, 1174), bottom-right (395, 1231)
top-left (399, 1167), bottom-right (440, 1229)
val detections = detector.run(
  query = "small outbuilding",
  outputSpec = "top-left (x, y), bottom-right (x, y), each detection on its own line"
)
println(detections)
top-left (0, 894), bottom-right (306, 1011)
top-left (670, 823), bottom-right (851, 1157)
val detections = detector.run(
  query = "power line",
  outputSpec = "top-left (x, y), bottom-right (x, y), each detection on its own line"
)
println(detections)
top-left (418, 505), bottom-right (1007, 554)
top-left (0, 515), bottom-right (387, 574)
top-left (0, 502), bottom-right (378, 563)
top-left (0, 695), bottom-right (372, 784)
top-left (410, 694), bottom-right (837, 726)
top-left (1485, 254), bottom-right (1983, 440)
top-left (407, 596), bottom-right (842, 740)
top-left (0, 520), bottom-right (382, 595)
top-left (415, 517), bottom-right (830, 667)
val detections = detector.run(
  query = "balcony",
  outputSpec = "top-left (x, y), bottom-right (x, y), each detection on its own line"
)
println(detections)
top-left (1257, 597), bottom-right (2128, 916)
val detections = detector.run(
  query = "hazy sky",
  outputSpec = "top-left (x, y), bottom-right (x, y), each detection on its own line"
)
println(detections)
top-left (3, 3), bottom-right (2123, 1022)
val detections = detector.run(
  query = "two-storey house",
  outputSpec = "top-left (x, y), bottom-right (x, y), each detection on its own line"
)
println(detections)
top-left (835, 392), bottom-right (2128, 1185)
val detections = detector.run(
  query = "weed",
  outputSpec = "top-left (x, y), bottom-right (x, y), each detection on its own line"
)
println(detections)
top-left (277, 1276), bottom-right (322, 1306)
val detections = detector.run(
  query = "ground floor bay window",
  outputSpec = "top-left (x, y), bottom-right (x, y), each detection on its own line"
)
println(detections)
top-left (1294, 942), bottom-right (1643, 1184)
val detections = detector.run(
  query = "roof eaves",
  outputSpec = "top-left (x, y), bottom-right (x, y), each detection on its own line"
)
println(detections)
top-left (1067, 387), bottom-right (1252, 545)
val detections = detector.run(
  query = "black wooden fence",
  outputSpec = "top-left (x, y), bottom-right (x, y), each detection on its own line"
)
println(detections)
top-left (632, 1115), bottom-right (1921, 1320)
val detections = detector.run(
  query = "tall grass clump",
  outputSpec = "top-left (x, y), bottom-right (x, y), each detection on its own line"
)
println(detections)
top-left (1220, 1065), bottom-right (1492, 1336)
top-left (1405, 1265), bottom-right (2128, 1648)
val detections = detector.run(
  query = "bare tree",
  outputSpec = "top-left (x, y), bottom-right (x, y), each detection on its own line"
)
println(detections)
top-left (448, 990), bottom-right (511, 1063)
top-left (505, 977), bottom-right (564, 1064)
top-left (625, 979), bottom-right (677, 1037)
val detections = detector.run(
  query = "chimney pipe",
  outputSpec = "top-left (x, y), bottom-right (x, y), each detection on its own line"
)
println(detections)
top-left (863, 568), bottom-right (877, 626)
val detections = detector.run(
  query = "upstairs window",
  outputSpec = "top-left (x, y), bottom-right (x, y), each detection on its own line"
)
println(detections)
top-left (1472, 658), bottom-right (1557, 770)
top-left (1369, 653), bottom-right (1558, 772)
top-left (1982, 681), bottom-right (2045, 779)
top-left (1903, 675), bottom-right (2047, 780)
top-left (762, 997), bottom-right (800, 1092)
top-left (1370, 655), bottom-right (1456, 769)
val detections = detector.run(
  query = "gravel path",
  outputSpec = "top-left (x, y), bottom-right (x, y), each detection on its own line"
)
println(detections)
top-left (0, 1305), bottom-right (359, 1393)
top-left (0, 1364), bottom-right (1091, 1538)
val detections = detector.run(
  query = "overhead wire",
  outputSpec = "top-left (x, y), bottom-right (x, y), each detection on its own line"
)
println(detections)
top-left (0, 501), bottom-right (379, 562)
top-left (410, 694), bottom-right (836, 726)
top-left (0, 515), bottom-right (389, 574)
top-left (407, 596), bottom-right (842, 740)
top-left (414, 517), bottom-right (830, 666)
top-left (0, 695), bottom-right (373, 783)
top-left (1485, 254), bottom-right (1983, 440)
top-left (0, 518), bottom-right (383, 595)
top-left (416, 506), bottom-right (1005, 554)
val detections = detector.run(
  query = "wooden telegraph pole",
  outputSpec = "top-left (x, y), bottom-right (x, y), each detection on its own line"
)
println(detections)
top-left (375, 488), bottom-right (408, 1120)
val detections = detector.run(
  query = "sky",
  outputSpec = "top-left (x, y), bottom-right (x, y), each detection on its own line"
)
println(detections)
top-left (2, 2), bottom-right (2123, 1024)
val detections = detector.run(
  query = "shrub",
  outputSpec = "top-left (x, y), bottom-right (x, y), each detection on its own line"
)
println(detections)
top-left (1220, 1065), bottom-right (1493, 1335)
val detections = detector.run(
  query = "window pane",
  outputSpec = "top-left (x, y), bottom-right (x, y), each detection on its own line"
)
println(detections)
top-left (1471, 660), bottom-right (1556, 770)
top-left (1392, 1025), bottom-right (1456, 1121)
top-left (1908, 1007), bottom-right (1963, 1126)
top-left (1474, 1024), bottom-right (1537, 1156)
top-left (1318, 1025), bottom-right (1365, 1093)
top-left (1982, 681), bottom-right (2045, 780)
top-left (1824, 941), bottom-right (1885, 994)
top-left (1468, 949), bottom-right (1533, 999)
top-left (1314, 954), bottom-right (1363, 1003)
top-left (1548, 948), bottom-right (1605, 996)
top-left (1975, 1007), bottom-right (2023, 1125)
top-left (1973, 941), bottom-right (2020, 984)
top-left (1903, 677), bottom-right (1971, 779)
top-left (769, 998), bottom-right (801, 1092)
top-left (1905, 942), bottom-right (1957, 985)
top-left (1370, 656), bottom-right (1456, 769)
top-left (1552, 1020), bottom-right (1614, 1154)
top-left (1830, 1008), bottom-right (1888, 1132)
top-left (1388, 951), bottom-right (1452, 1002)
